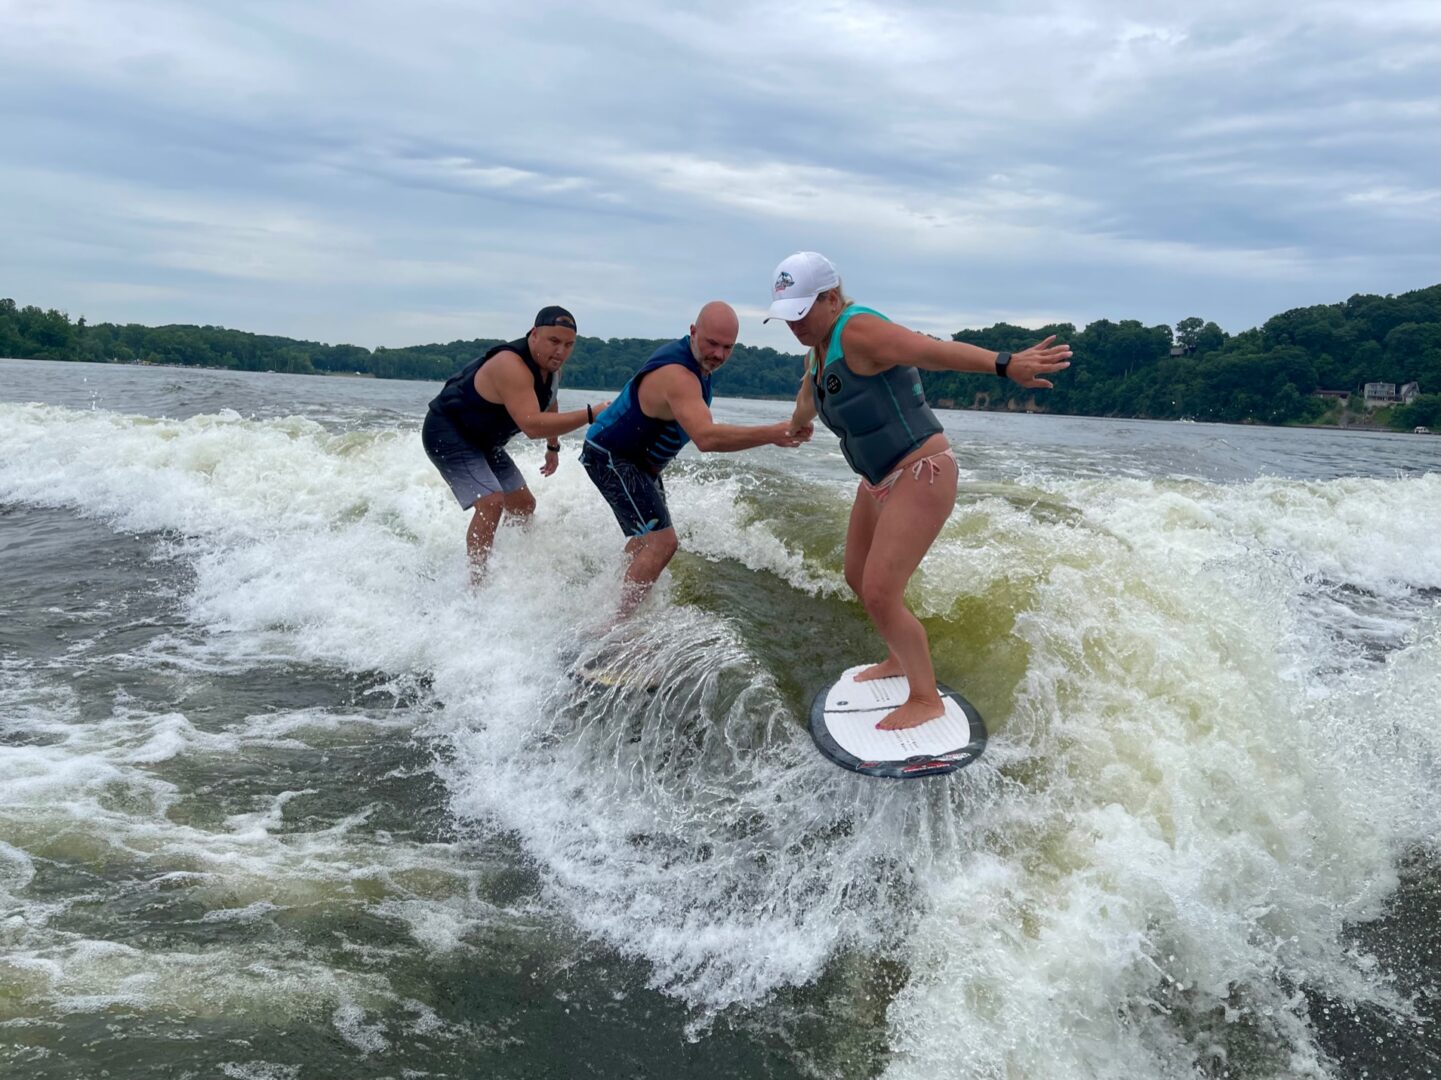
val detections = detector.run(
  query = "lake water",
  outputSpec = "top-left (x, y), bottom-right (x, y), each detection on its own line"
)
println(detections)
top-left (2, 357), bottom-right (1437, 1079)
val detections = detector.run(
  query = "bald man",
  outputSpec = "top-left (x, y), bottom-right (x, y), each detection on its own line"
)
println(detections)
top-left (582, 302), bottom-right (809, 617)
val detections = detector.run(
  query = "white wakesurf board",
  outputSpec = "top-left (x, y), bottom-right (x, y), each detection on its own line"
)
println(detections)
top-left (809, 665), bottom-right (986, 779)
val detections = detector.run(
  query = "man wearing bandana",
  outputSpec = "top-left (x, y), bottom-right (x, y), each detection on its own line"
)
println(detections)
top-left (423, 306), bottom-right (609, 582)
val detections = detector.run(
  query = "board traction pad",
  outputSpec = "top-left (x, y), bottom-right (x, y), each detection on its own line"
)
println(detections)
top-left (810, 666), bottom-right (987, 779)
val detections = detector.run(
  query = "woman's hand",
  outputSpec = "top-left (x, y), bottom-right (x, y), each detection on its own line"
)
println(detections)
top-left (769, 421), bottom-right (810, 448)
top-left (1006, 336), bottom-right (1073, 388)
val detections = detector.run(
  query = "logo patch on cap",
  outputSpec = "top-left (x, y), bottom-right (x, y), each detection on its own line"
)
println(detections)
top-left (773, 271), bottom-right (795, 296)
top-left (534, 305), bottom-right (576, 330)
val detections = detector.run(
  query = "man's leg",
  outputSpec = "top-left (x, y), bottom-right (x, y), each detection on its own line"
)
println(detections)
top-left (467, 449), bottom-right (533, 582)
top-left (423, 418), bottom-right (515, 584)
top-left (619, 527), bottom-right (678, 618)
top-left (466, 493), bottom-right (506, 584)
top-left (580, 445), bottom-right (677, 620)
top-left (501, 485), bottom-right (537, 524)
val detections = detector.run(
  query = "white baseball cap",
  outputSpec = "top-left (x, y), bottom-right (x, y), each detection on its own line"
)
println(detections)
top-left (764, 251), bottom-right (840, 323)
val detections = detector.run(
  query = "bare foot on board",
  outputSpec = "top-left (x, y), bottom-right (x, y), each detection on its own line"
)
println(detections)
top-left (854, 657), bottom-right (905, 682)
top-left (875, 696), bottom-right (946, 730)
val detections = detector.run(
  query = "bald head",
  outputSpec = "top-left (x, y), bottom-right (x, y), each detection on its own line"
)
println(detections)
top-left (695, 301), bottom-right (738, 337)
top-left (689, 301), bottom-right (739, 372)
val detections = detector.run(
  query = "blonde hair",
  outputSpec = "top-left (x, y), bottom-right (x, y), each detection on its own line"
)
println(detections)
top-left (805, 285), bottom-right (852, 375)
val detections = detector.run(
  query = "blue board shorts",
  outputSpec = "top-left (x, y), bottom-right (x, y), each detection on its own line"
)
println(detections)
top-left (422, 410), bottom-right (525, 508)
top-left (581, 442), bottom-right (671, 537)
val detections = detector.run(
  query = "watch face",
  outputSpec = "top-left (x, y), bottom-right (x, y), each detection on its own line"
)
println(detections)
top-left (825, 372), bottom-right (843, 394)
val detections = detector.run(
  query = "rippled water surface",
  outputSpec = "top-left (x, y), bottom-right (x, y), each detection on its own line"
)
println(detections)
top-left (2, 358), bottom-right (1438, 1079)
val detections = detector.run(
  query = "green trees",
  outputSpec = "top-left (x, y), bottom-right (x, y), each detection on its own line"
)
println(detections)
top-left (0, 298), bottom-right (22, 359)
top-left (1389, 394), bottom-right (1440, 431)
top-left (1173, 316), bottom-right (1227, 358)
top-left (0, 301), bottom-right (76, 358)
top-left (927, 286), bottom-right (1436, 427)
top-left (561, 338), bottom-right (805, 398)
top-left (1384, 323), bottom-right (1441, 392)
top-left (3, 285), bottom-right (1437, 430)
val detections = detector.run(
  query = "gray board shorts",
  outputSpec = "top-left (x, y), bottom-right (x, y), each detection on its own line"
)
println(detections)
top-left (422, 410), bottom-right (526, 508)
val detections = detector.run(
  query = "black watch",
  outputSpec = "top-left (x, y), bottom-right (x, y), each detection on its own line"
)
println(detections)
top-left (546, 443), bottom-right (560, 452)
top-left (994, 352), bottom-right (1012, 380)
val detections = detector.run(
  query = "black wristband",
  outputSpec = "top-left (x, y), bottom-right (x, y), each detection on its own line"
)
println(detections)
top-left (546, 443), bottom-right (560, 452)
top-left (586, 403), bottom-right (594, 423)
top-left (994, 352), bottom-right (1012, 380)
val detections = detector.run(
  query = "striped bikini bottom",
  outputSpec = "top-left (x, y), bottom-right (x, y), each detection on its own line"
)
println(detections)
top-left (860, 448), bottom-right (956, 505)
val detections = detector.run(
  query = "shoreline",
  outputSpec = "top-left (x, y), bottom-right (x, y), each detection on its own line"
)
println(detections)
top-left (2, 355), bottom-right (1433, 435)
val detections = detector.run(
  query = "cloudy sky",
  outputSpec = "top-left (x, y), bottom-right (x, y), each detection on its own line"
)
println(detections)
top-left (2, 0), bottom-right (1437, 353)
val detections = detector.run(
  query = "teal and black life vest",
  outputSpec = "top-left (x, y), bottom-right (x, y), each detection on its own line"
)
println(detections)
top-left (810, 305), bottom-right (943, 484)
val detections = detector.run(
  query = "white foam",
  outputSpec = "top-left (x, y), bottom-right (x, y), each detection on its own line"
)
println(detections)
top-left (0, 651), bottom-right (529, 1030)
top-left (875, 484), bottom-right (1440, 1077)
top-left (2, 399), bottom-right (1437, 1073)
top-left (200, 900), bottom-right (281, 924)
top-left (332, 1000), bottom-right (390, 1055)
top-left (220, 1063), bottom-right (302, 1080)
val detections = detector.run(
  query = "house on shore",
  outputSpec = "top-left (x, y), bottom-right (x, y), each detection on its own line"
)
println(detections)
top-left (1363, 381), bottom-right (1420, 407)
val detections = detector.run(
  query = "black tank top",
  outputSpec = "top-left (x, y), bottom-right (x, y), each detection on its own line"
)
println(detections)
top-left (427, 336), bottom-right (555, 449)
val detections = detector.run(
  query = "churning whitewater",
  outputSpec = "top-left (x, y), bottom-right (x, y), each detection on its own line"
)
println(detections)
top-left (1, 360), bottom-right (1437, 1079)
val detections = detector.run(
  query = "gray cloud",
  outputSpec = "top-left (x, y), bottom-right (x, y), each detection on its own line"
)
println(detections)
top-left (1, 0), bottom-right (1435, 353)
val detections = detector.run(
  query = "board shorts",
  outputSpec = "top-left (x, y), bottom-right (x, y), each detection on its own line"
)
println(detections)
top-left (422, 409), bottom-right (525, 508)
top-left (581, 442), bottom-right (671, 537)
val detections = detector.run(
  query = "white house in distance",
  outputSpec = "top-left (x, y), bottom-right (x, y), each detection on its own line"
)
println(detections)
top-left (1363, 381), bottom-right (1420, 407)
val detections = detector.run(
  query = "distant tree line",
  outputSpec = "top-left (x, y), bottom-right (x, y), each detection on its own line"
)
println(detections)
top-left (2, 286), bottom-right (1436, 430)
top-left (937, 286), bottom-right (1438, 429)
top-left (0, 299), bottom-right (803, 397)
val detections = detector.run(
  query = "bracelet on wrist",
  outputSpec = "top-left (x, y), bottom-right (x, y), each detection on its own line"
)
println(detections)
top-left (546, 443), bottom-right (560, 452)
top-left (586, 403), bottom-right (594, 423)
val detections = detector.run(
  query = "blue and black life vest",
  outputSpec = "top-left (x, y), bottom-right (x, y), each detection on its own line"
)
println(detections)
top-left (585, 337), bottom-right (712, 474)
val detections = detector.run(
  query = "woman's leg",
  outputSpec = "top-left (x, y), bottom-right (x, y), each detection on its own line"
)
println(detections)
top-left (845, 485), bottom-right (901, 681)
top-left (856, 456), bottom-right (958, 729)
